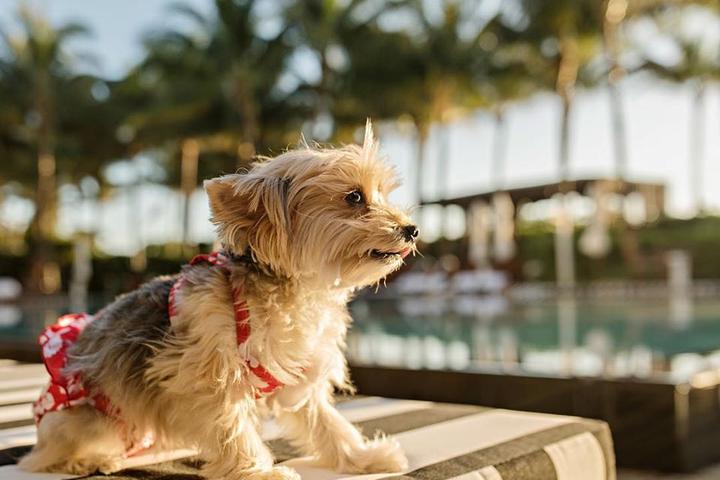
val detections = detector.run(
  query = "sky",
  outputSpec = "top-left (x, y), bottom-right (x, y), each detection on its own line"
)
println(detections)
top-left (0, 0), bottom-right (213, 79)
top-left (1, 1), bottom-right (719, 254)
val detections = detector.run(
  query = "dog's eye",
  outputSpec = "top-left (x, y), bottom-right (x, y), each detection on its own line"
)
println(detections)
top-left (345, 190), bottom-right (365, 206)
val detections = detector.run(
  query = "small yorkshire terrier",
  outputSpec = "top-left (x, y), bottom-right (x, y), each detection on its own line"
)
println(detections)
top-left (20, 121), bottom-right (417, 480)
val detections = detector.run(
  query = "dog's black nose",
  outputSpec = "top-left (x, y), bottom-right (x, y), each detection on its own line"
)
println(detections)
top-left (402, 224), bottom-right (419, 242)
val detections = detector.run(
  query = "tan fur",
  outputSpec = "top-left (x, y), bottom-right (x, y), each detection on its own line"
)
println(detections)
top-left (18, 406), bottom-right (125, 474)
top-left (22, 121), bottom-right (414, 479)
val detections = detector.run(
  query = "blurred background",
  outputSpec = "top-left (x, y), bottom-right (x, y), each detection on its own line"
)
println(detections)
top-left (1, 0), bottom-right (720, 474)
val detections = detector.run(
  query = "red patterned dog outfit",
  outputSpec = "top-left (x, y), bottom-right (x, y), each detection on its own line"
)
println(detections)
top-left (33, 313), bottom-right (113, 424)
top-left (34, 251), bottom-right (284, 427)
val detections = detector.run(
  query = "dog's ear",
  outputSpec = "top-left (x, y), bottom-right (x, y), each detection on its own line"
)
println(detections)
top-left (204, 174), bottom-right (240, 222)
top-left (204, 173), bottom-right (291, 255)
top-left (204, 174), bottom-right (250, 253)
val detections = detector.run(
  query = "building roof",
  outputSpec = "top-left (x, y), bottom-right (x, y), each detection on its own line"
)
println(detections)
top-left (421, 178), bottom-right (666, 208)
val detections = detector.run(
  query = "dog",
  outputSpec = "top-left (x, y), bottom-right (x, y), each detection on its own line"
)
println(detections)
top-left (19, 121), bottom-right (417, 479)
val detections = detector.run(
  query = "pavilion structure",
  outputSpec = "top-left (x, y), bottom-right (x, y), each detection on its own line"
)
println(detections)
top-left (420, 177), bottom-right (667, 288)
top-left (422, 178), bottom-right (665, 213)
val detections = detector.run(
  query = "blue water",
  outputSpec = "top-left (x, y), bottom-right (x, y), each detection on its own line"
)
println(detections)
top-left (347, 295), bottom-right (720, 382)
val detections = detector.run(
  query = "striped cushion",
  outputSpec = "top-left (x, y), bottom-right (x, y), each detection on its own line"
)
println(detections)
top-left (0, 362), bottom-right (615, 479)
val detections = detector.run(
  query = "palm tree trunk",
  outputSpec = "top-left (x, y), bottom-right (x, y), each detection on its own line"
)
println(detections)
top-left (31, 70), bottom-right (56, 239)
top-left (603, 0), bottom-right (629, 180)
top-left (30, 150), bottom-right (58, 293)
top-left (29, 70), bottom-right (58, 293)
top-left (436, 123), bottom-right (451, 200)
top-left (128, 173), bottom-right (147, 272)
top-left (34, 151), bottom-right (56, 238)
top-left (608, 82), bottom-right (628, 180)
top-left (237, 102), bottom-right (258, 169)
top-left (491, 108), bottom-right (507, 191)
top-left (181, 138), bottom-right (199, 248)
top-left (555, 37), bottom-right (579, 291)
top-left (690, 80), bottom-right (706, 214)
top-left (414, 121), bottom-right (428, 204)
top-left (313, 51), bottom-right (333, 142)
top-left (558, 93), bottom-right (572, 183)
top-left (557, 35), bottom-right (578, 184)
top-left (437, 123), bottom-right (452, 239)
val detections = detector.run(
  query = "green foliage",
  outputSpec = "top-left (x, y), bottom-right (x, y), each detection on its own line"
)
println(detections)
top-left (0, 0), bottom-right (718, 286)
top-left (124, 0), bottom-right (302, 178)
top-left (512, 217), bottom-right (720, 282)
top-left (0, 9), bottom-right (127, 197)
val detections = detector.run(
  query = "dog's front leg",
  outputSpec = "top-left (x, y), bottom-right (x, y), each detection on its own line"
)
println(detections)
top-left (200, 408), bottom-right (299, 480)
top-left (276, 387), bottom-right (407, 474)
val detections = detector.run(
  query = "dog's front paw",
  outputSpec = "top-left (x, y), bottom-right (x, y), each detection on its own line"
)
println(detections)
top-left (330, 436), bottom-right (408, 474)
top-left (356, 436), bottom-right (408, 473)
top-left (53, 455), bottom-right (122, 475)
top-left (245, 466), bottom-right (301, 480)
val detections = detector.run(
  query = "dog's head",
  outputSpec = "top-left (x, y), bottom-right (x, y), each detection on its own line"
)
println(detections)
top-left (204, 121), bottom-right (418, 288)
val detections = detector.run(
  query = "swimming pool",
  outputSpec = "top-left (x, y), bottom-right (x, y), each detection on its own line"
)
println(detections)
top-left (347, 293), bottom-right (720, 383)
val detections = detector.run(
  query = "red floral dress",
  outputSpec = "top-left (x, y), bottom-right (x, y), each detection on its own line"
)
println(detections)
top-left (33, 313), bottom-right (113, 424)
top-left (33, 252), bottom-right (285, 427)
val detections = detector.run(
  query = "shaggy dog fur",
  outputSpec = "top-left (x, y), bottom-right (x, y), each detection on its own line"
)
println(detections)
top-left (20, 122), bottom-right (417, 479)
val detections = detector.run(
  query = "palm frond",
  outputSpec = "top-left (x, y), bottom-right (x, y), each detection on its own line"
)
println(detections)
top-left (167, 1), bottom-right (211, 29)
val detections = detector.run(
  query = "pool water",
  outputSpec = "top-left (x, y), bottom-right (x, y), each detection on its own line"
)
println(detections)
top-left (347, 294), bottom-right (720, 382)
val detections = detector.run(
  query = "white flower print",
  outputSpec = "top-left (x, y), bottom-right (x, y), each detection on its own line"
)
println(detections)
top-left (35, 389), bottom-right (56, 414)
top-left (41, 328), bottom-right (68, 358)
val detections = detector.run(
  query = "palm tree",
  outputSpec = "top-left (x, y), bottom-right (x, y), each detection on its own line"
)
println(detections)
top-left (0, 8), bottom-right (90, 240)
top-left (599, 0), bottom-right (687, 181)
top-left (640, 9), bottom-right (719, 213)
top-left (476, 26), bottom-right (542, 190)
top-left (411, 1), bottom-right (492, 202)
top-left (509, 1), bottom-right (603, 184)
top-left (340, 31), bottom-right (430, 202)
top-left (284, 0), bottom-right (408, 142)
top-left (0, 7), bottom-right (95, 291)
top-left (126, 0), bottom-right (297, 247)
top-left (332, 27), bottom-right (423, 129)
top-left (599, 0), bottom-right (717, 182)
top-left (372, 0), bottom-right (492, 204)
